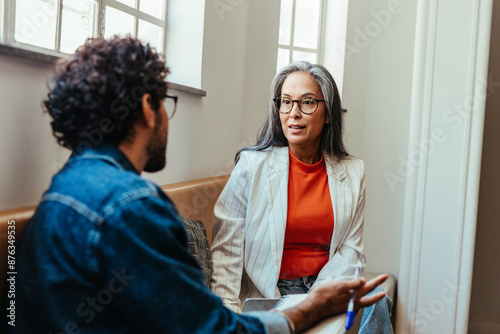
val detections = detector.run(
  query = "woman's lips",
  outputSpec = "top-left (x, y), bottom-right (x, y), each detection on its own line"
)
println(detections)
top-left (289, 124), bottom-right (305, 134)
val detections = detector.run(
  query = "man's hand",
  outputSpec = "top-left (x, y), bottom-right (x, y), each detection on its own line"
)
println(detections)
top-left (280, 274), bottom-right (388, 333)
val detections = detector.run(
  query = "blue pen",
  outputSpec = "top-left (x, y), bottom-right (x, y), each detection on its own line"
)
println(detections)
top-left (345, 266), bottom-right (361, 332)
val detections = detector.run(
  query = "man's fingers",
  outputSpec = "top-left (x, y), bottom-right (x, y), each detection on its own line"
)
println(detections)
top-left (357, 291), bottom-right (386, 308)
top-left (357, 274), bottom-right (388, 295)
top-left (365, 274), bottom-right (388, 289)
top-left (343, 277), bottom-right (366, 290)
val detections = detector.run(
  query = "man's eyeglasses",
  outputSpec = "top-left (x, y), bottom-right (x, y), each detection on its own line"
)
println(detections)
top-left (165, 95), bottom-right (178, 119)
top-left (273, 96), bottom-right (325, 115)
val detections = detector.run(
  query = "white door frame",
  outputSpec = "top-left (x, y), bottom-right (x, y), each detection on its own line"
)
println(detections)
top-left (396, 0), bottom-right (493, 333)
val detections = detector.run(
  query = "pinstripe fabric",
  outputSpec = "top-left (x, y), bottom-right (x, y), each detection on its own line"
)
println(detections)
top-left (211, 147), bottom-right (367, 313)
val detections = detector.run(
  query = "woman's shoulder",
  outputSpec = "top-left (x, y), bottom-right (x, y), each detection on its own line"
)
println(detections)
top-left (327, 154), bottom-right (365, 174)
top-left (343, 155), bottom-right (364, 166)
top-left (238, 147), bottom-right (278, 164)
top-left (236, 147), bottom-right (289, 176)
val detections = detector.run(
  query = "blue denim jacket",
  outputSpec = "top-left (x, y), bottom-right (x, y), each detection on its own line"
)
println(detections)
top-left (8, 145), bottom-right (289, 334)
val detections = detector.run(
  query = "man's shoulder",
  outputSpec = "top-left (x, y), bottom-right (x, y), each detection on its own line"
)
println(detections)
top-left (48, 158), bottom-right (163, 217)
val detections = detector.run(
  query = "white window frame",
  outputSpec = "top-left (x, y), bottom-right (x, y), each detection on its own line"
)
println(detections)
top-left (101, 0), bottom-right (167, 52)
top-left (278, 0), bottom-right (325, 67)
top-left (1, 0), bottom-right (168, 58)
top-left (0, 0), bottom-right (206, 96)
top-left (0, 0), bottom-right (4, 42)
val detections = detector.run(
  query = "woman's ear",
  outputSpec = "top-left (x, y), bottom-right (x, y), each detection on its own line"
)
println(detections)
top-left (141, 93), bottom-right (156, 128)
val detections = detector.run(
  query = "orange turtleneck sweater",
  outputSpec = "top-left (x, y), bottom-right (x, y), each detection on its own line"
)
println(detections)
top-left (279, 150), bottom-right (334, 279)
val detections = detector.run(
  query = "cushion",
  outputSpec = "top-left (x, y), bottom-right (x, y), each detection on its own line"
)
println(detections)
top-left (180, 216), bottom-right (212, 287)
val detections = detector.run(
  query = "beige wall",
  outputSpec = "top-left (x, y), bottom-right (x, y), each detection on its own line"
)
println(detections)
top-left (0, 57), bottom-right (62, 210)
top-left (469, 1), bottom-right (500, 333)
top-left (342, 0), bottom-right (418, 276)
top-left (240, 0), bottom-right (280, 152)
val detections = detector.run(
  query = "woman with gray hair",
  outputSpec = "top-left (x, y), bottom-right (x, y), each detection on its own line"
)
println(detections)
top-left (211, 62), bottom-right (393, 333)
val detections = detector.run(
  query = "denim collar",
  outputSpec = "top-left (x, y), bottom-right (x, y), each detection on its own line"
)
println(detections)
top-left (70, 144), bottom-right (139, 175)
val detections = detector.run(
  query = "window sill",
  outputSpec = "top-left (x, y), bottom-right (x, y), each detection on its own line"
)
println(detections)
top-left (168, 82), bottom-right (206, 97)
top-left (0, 43), bottom-right (59, 64)
top-left (0, 43), bottom-right (207, 97)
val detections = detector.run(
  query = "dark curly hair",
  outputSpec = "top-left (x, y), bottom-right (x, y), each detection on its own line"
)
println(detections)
top-left (44, 36), bottom-right (169, 151)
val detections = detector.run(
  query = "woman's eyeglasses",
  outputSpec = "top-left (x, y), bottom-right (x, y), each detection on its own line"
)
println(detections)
top-left (273, 96), bottom-right (325, 115)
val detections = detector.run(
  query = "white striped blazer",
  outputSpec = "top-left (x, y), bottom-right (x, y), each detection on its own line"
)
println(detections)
top-left (210, 146), bottom-right (367, 313)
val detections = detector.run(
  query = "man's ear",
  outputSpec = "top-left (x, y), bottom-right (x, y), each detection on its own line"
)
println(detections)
top-left (141, 93), bottom-right (156, 129)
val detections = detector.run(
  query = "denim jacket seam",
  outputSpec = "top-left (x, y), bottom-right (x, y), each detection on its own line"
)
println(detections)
top-left (144, 179), bottom-right (160, 196)
top-left (41, 192), bottom-right (105, 271)
top-left (41, 193), bottom-right (105, 225)
top-left (70, 154), bottom-right (125, 170)
top-left (41, 187), bottom-right (160, 272)
top-left (101, 186), bottom-right (160, 221)
top-left (41, 175), bottom-right (162, 272)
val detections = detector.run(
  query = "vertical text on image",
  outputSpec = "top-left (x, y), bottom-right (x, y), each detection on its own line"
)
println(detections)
top-left (6, 220), bottom-right (16, 326)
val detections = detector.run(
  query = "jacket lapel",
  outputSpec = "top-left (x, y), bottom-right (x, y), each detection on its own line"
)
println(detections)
top-left (325, 156), bottom-right (352, 255)
top-left (266, 147), bottom-right (289, 288)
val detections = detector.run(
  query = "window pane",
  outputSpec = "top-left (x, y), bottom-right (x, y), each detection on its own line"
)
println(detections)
top-left (293, 0), bottom-right (321, 49)
top-left (278, 0), bottom-right (293, 45)
top-left (104, 6), bottom-right (135, 38)
top-left (277, 48), bottom-right (290, 72)
top-left (139, 0), bottom-right (165, 20)
top-left (116, 0), bottom-right (136, 8)
top-left (138, 20), bottom-right (163, 52)
top-left (63, 0), bottom-right (86, 8)
top-left (15, 0), bottom-right (57, 49)
top-left (0, 1), bottom-right (3, 41)
top-left (60, 0), bottom-right (97, 53)
top-left (292, 50), bottom-right (317, 64)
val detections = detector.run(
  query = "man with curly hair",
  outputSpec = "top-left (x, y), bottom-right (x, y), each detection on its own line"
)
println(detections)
top-left (9, 36), bottom-right (387, 333)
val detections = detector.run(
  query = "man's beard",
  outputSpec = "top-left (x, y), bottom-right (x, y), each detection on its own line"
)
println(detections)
top-left (144, 125), bottom-right (167, 173)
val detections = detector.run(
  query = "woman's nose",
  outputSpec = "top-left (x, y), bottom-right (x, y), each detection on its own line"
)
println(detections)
top-left (289, 102), bottom-right (301, 118)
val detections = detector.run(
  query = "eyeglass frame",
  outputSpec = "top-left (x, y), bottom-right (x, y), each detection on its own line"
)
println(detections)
top-left (165, 95), bottom-right (178, 119)
top-left (273, 96), bottom-right (325, 115)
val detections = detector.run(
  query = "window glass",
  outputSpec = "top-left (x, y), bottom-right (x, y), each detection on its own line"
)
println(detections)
top-left (277, 0), bottom-right (322, 73)
top-left (292, 50), bottom-right (317, 64)
top-left (138, 20), bottom-right (163, 52)
top-left (0, 1), bottom-right (3, 41)
top-left (277, 48), bottom-right (290, 72)
top-left (104, 6), bottom-right (135, 38)
top-left (293, 0), bottom-right (320, 49)
top-left (64, 0), bottom-right (85, 8)
top-left (15, 0), bottom-right (57, 49)
top-left (60, 0), bottom-right (97, 53)
top-left (278, 0), bottom-right (293, 45)
top-left (3, 0), bottom-right (168, 61)
top-left (139, 0), bottom-right (165, 20)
